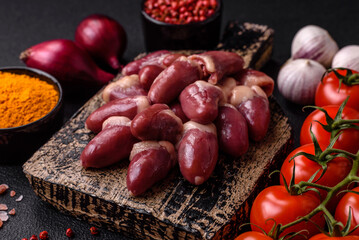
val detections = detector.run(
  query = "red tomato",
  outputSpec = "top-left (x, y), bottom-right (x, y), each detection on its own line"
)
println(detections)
top-left (250, 185), bottom-right (324, 240)
top-left (280, 143), bottom-right (352, 212)
top-left (300, 105), bottom-right (359, 154)
top-left (335, 186), bottom-right (359, 236)
top-left (309, 233), bottom-right (359, 239)
top-left (315, 69), bottom-right (359, 112)
top-left (235, 231), bottom-right (273, 240)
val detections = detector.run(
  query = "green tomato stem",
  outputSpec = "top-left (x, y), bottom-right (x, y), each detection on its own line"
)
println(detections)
top-left (333, 119), bottom-right (359, 129)
top-left (298, 182), bottom-right (332, 192)
top-left (347, 73), bottom-right (359, 85)
top-left (319, 148), bottom-right (357, 162)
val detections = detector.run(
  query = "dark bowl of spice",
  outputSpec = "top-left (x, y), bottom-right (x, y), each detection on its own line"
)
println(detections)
top-left (141, 0), bottom-right (222, 51)
top-left (0, 67), bottom-right (63, 163)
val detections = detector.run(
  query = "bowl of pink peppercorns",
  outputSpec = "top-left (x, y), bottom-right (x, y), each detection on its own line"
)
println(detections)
top-left (141, 0), bottom-right (222, 51)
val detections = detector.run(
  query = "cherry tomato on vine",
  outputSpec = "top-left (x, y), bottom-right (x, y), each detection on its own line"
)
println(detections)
top-left (300, 105), bottom-right (359, 154)
top-left (335, 186), bottom-right (359, 236)
top-left (250, 185), bottom-right (324, 240)
top-left (315, 68), bottom-right (359, 112)
top-left (280, 143), bottom-right (352, 212)
top-left (309, 233), bottom-right (359, 239)
top-left (235, 231), bottom-right (273, 240)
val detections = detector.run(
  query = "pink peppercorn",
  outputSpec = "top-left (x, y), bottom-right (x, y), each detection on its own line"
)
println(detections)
top-left (39, 231), bottom-right (48, 240)
top-left (66, 228), bottom-right (74, 237)
top-left (90, 226), bottom-right (99, 235)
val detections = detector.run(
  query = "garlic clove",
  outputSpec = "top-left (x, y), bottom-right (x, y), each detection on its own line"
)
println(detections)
top-left (291, 25), bottom-right (338, 68)
top-left (277, 58), bottom-right (326, 105)
top-left (332, 45), bottom-right (359, 72)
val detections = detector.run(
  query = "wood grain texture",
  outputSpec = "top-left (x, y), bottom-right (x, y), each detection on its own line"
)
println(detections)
top-left (23, 22), bottom-right (291, 240)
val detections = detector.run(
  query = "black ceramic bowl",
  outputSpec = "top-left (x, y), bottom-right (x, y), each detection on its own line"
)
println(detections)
top-left (0, 67), bottom-right (63, 163)
top-left (141, 0), bottom-right (222, 51)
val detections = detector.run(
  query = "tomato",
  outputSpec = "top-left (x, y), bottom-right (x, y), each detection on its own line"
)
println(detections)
top-left (250, 185), bottom-right (324, 240)
top-left (235, 231), bottom-right (273, 240)
top-left (309, 233), bottom-right (359, 239)
top-left (335, 186), bottom-right (359, 236)
top-left (300, 105), bottom-right (359, 154)
top-left (280, 143), bottom-right (352, 212)
top-left (315, 69), bottom-right (359, 112)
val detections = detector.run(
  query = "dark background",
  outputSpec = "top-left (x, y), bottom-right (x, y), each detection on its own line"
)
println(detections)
top-left (0, 0), bottom-right (359, 239)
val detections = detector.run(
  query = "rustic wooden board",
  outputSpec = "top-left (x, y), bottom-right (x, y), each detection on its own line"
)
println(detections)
top-left (23, 22), bottom-right (292, 240)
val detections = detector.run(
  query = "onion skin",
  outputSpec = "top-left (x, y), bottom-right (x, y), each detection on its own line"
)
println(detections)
top-left (75, 14), bottom-right (127, 71)
top-left (277, 59), bottom-right (326, 105)
top-left (332, 45), bottom-right (359, 72)
top-left (20, 39), bottom-right (114, 90)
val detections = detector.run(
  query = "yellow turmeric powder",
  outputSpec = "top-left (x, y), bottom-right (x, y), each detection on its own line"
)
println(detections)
top-left (0, 71), bottom-right (59, 128)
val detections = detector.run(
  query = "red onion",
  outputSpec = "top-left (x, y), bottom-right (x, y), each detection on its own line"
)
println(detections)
top-left (20, 39), bottom-right (114, 89)
top-left (75, 14), bottom-right (127, 71)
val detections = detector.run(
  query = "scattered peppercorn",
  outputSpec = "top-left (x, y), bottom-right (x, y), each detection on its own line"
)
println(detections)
top-left (144, 0), bottom-right (218, 24)
top-left (66, 228), bottom-right (74, 238)
top-left (9, 190), bottom-right (16, 197)
top-left (8, 208), bottom-right (15, 215)
top-left (90, 226), bottom-right (99, 235)
top-left (39, 231), bottom-right (48, 240)
top-left (0, 184), bottom-right (8, 195)
top-left (0, 203), bottom-right (8, 211)
top-left (29, 235), bottom-right (38, 240)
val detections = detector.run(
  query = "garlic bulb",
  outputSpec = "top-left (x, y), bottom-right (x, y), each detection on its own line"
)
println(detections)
top-left (291, 25), bottom-right (338, 68)
top-left (332, 45), bottom-right (359, 72)
top-left (277, 59), bottom-right (326, 105)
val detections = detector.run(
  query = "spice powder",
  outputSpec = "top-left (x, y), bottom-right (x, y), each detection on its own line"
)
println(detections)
top-left (0, 71), bottom-right (59, 128)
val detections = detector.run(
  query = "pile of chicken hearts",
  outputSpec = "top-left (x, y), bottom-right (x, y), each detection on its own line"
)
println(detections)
top-left (81, 50), bottom-right (274, 196)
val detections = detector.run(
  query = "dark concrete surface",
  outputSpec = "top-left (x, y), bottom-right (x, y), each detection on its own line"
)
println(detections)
top-left (0, 0), bottom-right (358, 239)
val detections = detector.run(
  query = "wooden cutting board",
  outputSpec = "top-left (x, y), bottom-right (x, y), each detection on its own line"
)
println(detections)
top-left (23, 22), bottom-right (292, 240)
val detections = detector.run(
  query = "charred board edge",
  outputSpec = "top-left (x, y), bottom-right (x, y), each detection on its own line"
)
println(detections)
top-left (250, 37), bottom-right (273, 70)
top-left (217, 21), bottom-right (275, 70)
top-left (246, 22), bottom-right (274, 69)
top-left (26, 174), bottom-right (204, 240)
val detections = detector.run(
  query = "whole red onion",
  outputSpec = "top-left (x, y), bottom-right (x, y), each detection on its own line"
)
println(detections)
top-left (20, 39), bottom-right (114, 89)
top-left (75, 14), bottom-right (127, 71)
